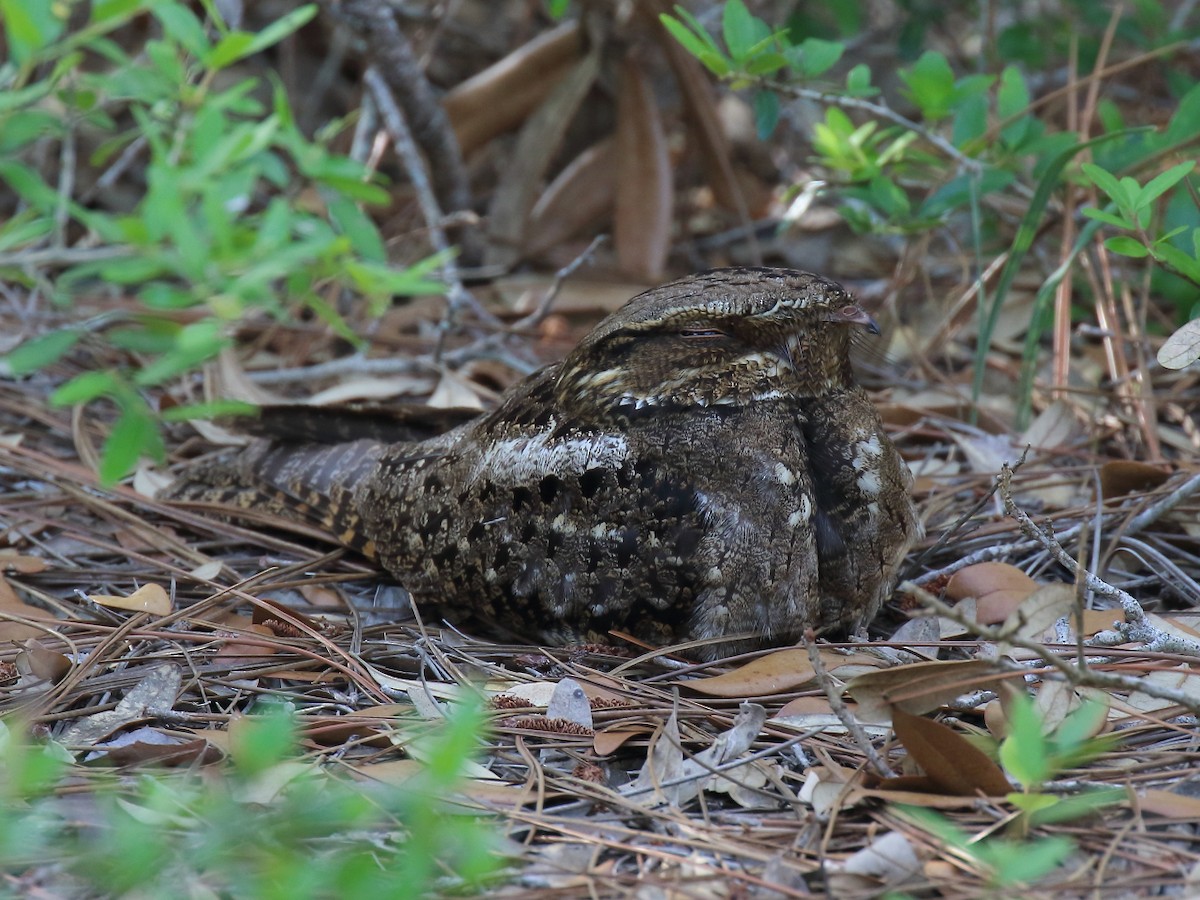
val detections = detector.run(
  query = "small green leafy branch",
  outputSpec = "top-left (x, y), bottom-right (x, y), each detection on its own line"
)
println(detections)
top-left (903, 691), bottom-right (1121, 890)
top-left (661, 1), bottom-right (1200, 403)
top-left (0, 0), bottom-right (446, 482)
top-left (0, 700), bottom-right (500, 896)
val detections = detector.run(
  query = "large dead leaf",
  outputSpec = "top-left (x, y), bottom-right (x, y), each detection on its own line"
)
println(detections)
top-left (1099, 460), bottom-right (1171, 498)
top-left (848, 659), bottom-right (1006, 721)
top-left (525, 137), bottom-right (616, 257)
top-left (443, 22), bottom-right (583, 157)
top-left (89, 583), bottom-right (171, 616)
top-left (614, 56), bottom-right (671, 281)
top-left (485, 47), bottom-right (600, 271)
top-left (686, 647), bottom-right (883, 697)
top-left (1157, 318), bottom-right (1200, 369)
top-left (890, 708), bottom-right (1010, 796)
top-left (946, 561), bottom-right (1038, 624)
top-left (61, 663), bottom-right (182, 746)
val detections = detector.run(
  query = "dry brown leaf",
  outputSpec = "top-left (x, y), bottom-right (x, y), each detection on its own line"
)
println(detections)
top-left (686, 648), bottom-right (814, 697)
top-left (89, 583), bottom-right (171, 616)
top-left (891, 709), bottom-right (1010, 796)
top-left (18, 639), bottom-right (71, 682)
top-left (0, 552), bottom-right (48, 574)
top-left (525, 138), bottom-right (616, 257)
top-left (1080, 608), bottom-right (1126, 636)
top-left (1099, 460), bottom-right (1172, 498)
top-left (614, 56), bottom-right (671, 282)
top-left (484, 48), bottom-right (600, 271)
top-left (443, 22), bottom-right (583, 157)
top-left (303, 715), bottom-right (394, 749)
top-left (1001, 581), bottom-right (1074, 639)
top-left (1137, 788), bottom-right (1200, 818)
top-left (297, 583), bottom-right (343, 609)
top-left (1157, 318), bottom-right (1200, 369)
top-left (593, 726), bottom-right (650, 756)
top-left (947, 561), bottom-right (1038, 623)
top-left (215, 623), bottom-right (278, 659)
top-left (0, 573), bottom-right (57, 642)
top-left (102, 735), bottom-right (223, 768)
top-left (1023, 400), bottom-right (1079, 451)
top-left (427, 369), bottom-right (486, 410)
top-left (848, 659), bottom-right (1005, 721)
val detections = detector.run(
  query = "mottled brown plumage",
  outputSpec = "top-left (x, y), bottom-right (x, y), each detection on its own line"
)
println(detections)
top-left (166, 268), bottom-right (918, 658)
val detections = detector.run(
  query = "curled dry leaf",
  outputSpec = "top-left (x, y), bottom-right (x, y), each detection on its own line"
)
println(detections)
top-left (890, 709), bottom-right (1010, 797)
top-left (1156, 318), bottom-right (1200, 370)
top-left (1099, 460), bottom-right (1171, 498)
top-left (946, 561), bottom-right (1038, 624)
top-left (61, 663), bottom-right (183, 746)
top-left (686, 647), bottom-right (880, 698)
top-left (1137, 789), bottom-right (1200, 818)
top-left (89, 582), bottom-right (171, 616)
top-left (614, 56), bottom-right (671, 282)
top-left (998, 581), bottom-right (1075, 639)
top-left (826, 831), bottom-right (922, 895)
top-left (847, 659), bottom-right (1005, 722)
top-left (443, 22), bottom-right (584, 157)
top-left (525, 138), bottom-right (616, 257)
top-left (0, 552), bottom-right (48, 574)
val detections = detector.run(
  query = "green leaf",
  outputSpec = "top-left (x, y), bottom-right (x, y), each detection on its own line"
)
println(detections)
top-left (100, 403), bottom-right (164, 484)
top-left (4, 329), bottom-right (83, 375)
top-left (1023, 788), bottom-right (1124, 827)
top-left (998, 693), bottom-right (1051, 787)
top-left (1137, 160), bottom-right (1195, 208)
top-left (0, 0), bottom-right (66, 65)
top-left (150, 3), bottom-right (211, 59)
top-left (89, 0), bottom-right (147, 26)
top-left (1105, 235), bottom-right (1149, 257)
top-left (206, 5), bottom-right (318, 69)
top-left (753, 90), bottom-right (780, 140)
top-left (899, 51), bottom-right (956, 121)
top-left (792, 37), bottom-right (843, 78)
top-left (952, 93), bottom-right (987, 147)
top-left (1087, 168), bottom-right (1134, 210)
top-left (659, 13), bottom-right (725, 71)
top-left (721, 0), bottom-right (761, 61)
top-left (326, 194), bottom-right (386, 262)
top-left (1081, 206), bottom-right (1136, 229)
top-left (845, 63), bottom-right (874, 96)
top-left (978, 836), bottom-right (1074, 885)
top-left (997, 65), bottom-right (1030, 119)
top-left (51, 370), bottom-right (118, 406)
top-left (1151, 242), bottom-right (1200, 285)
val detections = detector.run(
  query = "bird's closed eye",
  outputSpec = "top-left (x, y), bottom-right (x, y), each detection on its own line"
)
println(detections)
top-left (679, 327), bottom-right (726, 341)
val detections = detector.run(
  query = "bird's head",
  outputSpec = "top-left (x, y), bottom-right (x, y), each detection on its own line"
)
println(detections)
top-left (553, 267), bottom-right (878, 414)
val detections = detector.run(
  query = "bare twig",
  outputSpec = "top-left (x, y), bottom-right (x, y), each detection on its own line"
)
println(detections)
top-left (513, 235), bottom-right (607, 330)
top-left (806, 636), bottom-right (895, 778)
top-left (997, 463), bottom-right (1200, 657)
top-left (905, 581), bottom-right (1200, 715)
top-left (333, 0), bottom-right (481, 264)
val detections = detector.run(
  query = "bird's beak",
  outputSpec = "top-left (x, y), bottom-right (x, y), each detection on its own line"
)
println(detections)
top-left (825, 303), bottom-right (880, 335)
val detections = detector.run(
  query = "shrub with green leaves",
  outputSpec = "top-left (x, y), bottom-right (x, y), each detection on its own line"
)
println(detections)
top-left (0, 0), bottom-right (445, 482)
top-left (661, 0), bottom-right (1200, 417)
top-left (0, 702), bottom-right (500, 897)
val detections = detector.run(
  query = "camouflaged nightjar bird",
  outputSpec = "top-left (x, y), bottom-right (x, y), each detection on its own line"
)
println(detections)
top-left (165, 268), bottom-right (919, 659)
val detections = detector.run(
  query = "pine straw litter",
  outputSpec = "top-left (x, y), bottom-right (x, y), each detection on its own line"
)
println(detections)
top-left (2, 373), bottom-right (1200, 897)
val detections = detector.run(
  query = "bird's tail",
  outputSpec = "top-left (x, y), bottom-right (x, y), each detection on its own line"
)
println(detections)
top-left (162, 439), bottom-right (385, 557)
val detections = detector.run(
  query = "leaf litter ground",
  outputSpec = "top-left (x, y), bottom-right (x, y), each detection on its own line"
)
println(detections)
top-left (3, 297), bottom-right (1200, 898)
